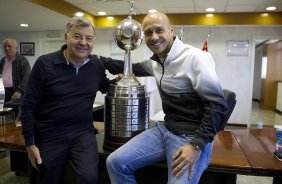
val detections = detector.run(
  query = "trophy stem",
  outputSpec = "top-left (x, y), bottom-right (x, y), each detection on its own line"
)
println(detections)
top-left (123, 49), bottom-right (132, 77)
top-left (117, 49), bottom-right (140, 86)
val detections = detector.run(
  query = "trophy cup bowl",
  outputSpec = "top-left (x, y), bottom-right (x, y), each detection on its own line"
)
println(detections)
top-left (113, 18), bottom-right (143, 51)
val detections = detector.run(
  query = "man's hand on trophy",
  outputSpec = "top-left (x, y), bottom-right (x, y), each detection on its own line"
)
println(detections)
top-left (116, 73), bottom-right (124, 82)
top-left (115, 73), bottom-right (140, 85)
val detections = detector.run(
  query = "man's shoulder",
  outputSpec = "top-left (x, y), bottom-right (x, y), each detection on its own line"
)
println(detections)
top-left (35, 50), bottom-right (62, 66)
top-left (40, 50), bottom-right (61, 60)
top-left (89, 54), bottom-right (104, 66)
top-left (183, 45), bottom-right (211, 57)
top-left (88, 54), bottom-right (98, 61)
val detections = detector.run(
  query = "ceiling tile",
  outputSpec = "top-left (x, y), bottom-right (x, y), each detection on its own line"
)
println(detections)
top-left (255, 4), bottom-right (282, 12)
top-left (194, 0), bottom-right (228, 6)
top-left (228, 0), bottom-right (273, 6)
top-left (195, 6), bottom-right (226, 13)
top-left (65, 0), bottom-right (89, 4)
top-left (135, 0), bottom-right (165, 10)
top-left (165, 7), bottom-right (195, 14)
top-left (226, 5), bottom-right (258, 12)
top-left (160, 0), bottom-right (194, 6)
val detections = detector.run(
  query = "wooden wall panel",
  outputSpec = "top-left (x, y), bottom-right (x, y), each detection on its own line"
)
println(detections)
top-left (262, 41), bottom-right (282, 110)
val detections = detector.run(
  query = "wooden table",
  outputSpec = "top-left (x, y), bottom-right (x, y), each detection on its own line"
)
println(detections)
top-left (232, 128), bottom-right (282, 184)
top-left (1, 123), bottom-right (280, 184)
top-left (209, 131), bottom-right (251, 172)
top-left (0, 123), bottom-right (25, 151)
top-left (1, 123), bottom-right (250, 184)
top-left (96, 130), bottom-right (251, 184)
top-left (0, 122), bottom-right (105, 151)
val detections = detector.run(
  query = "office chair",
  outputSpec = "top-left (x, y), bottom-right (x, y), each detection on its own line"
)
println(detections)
top-left (220, 89), bottom-right (237, 130)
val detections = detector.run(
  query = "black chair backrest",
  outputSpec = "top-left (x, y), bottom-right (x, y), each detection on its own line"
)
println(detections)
top-left (220, 89), bottom-right (237, 130)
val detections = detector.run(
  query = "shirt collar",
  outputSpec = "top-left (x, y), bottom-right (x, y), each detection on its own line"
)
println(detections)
top-left (5, 56), bottom-right (15, 63)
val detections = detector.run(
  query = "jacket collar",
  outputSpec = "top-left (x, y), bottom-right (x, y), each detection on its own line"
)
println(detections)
top-left (150, 36), bottom-right (185, 63)
top-left (54, 44), bottom-right (93, 65)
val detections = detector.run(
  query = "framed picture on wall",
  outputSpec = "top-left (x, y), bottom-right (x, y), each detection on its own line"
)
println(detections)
top-left (20, 42), bottom-right (35, 56)
top-left (226, 40), bottom-right (249, 56)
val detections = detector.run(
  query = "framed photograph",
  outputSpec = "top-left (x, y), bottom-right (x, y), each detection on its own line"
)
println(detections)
top-left (20, 42), bottom-right (35, 56)
top-left (226, 40), bottom-right (249, 56)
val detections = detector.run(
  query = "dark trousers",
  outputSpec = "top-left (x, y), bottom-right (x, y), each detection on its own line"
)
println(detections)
top-left (4, 87), bottom-right (19, 116)
top-left (35, 128), bottom-right (99, 184)
top-left (4, 87), bottom-right (13, 102)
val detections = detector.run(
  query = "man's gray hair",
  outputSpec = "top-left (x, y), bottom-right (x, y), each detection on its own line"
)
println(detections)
top-left (65, 17), bottom-right (95, 35)
top-left (3, 38), bottom-right (18, 48)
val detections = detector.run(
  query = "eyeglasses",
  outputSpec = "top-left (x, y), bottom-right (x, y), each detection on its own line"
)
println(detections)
top-left (71, 33), bottom-right (94, 43)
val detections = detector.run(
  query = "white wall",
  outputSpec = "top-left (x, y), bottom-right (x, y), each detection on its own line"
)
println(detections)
top-left (1, 26), bottom-right (282, 126)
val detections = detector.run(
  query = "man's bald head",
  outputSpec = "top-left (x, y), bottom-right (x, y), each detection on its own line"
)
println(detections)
top-left (142, 12), bottom-right (171, 29)
top-left (3, 38), bottom-right (18, 60)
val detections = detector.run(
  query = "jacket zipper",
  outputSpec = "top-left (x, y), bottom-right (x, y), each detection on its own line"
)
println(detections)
top-left (157, 57), bottom-right (166, 92)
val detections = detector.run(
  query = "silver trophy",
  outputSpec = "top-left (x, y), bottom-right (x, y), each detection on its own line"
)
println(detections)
top-left (104, 1), bottom-right (149, 151)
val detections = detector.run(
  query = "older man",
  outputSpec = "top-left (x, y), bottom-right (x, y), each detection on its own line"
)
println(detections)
top-left (0, 38), bottom-right (31, 103)
top-left (21, 17), bottom-right (115, 184)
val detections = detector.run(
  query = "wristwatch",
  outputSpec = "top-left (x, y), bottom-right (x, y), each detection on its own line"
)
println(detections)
top-left (190, 143), bottom-right (201, 151)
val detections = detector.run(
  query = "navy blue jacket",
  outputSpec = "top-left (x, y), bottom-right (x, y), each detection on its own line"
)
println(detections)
top-left (21, 45), bottom-right (112, 146)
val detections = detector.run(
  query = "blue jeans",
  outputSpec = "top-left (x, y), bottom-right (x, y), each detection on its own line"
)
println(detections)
top-left (106, 122), bottom-right (213, 184)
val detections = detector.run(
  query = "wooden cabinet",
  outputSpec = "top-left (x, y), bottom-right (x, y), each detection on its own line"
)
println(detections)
top-left (276, 82), bottom-right (282, 113)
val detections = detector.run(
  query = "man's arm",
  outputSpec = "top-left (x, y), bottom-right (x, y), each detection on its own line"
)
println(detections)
top-left (189, 51), bottom-right (228, 149)
top-left (21, 56), bottom-right (45, 169)
top-left (99, 56), bottom-right (154, 77)
top-left (21, 57), bottom-right (45, 146)
top-left (99, 56), bottom-right (124, 75)
top-left (172, 50), bottom-right (228, 179)
top-left (15, 54), bottom-right (31, 94)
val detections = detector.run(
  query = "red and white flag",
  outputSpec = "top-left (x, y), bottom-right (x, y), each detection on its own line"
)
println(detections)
top-left (202, 39), bottom-right (208, 52)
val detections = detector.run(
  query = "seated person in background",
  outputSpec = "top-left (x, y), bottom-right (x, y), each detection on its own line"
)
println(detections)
top-left (0, 38), bottom-right (31, 103)
top-left (21, 17), bottom-right (116, 184)
top-left (100, 12), bottom-right (228, 184)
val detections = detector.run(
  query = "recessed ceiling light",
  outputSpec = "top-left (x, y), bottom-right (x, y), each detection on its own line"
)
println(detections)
top-left (266, 6), bottom-right (276, 11)
top-left (205, 8), bottom-right (215, 12)
top-left (20, 24), bottom-right (28, 27)
top-left (75, 12), bottom-right (84, 17)
top-left (261, 13), bottom-right (269, 17)
top-left (148, 9), bottom-right (158, 13)
top-left (107, 16), bottom-right (114, 20)
top-left (206, 14), bottom-right (214, 17)
top-left (98, 11), bottom-right (107, 16)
